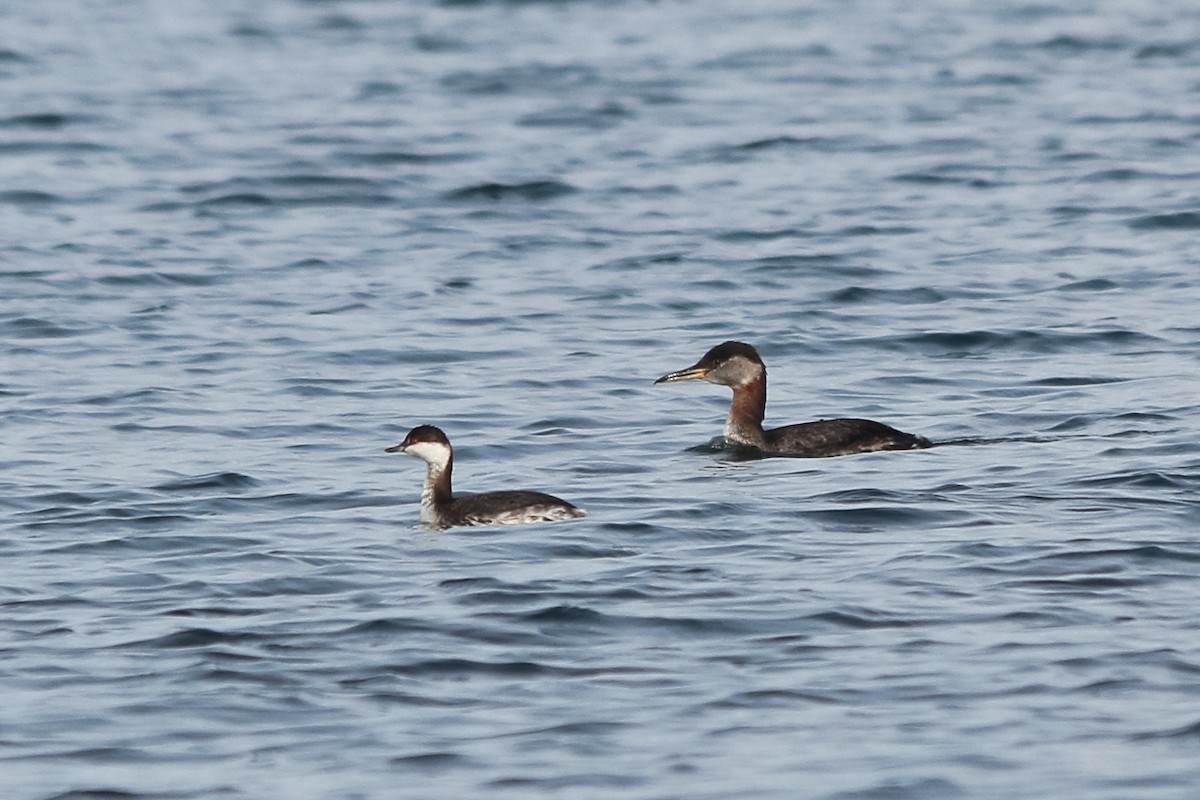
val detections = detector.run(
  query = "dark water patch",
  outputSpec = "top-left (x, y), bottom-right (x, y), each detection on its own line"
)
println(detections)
top-left (41, 531), bottom-right (205, 555)
top-left (152, 472), bottom-right (258, 492)
top-left (413, 31), bottom-right (470, 52)
top-left (125, 627), bottom-right (267, 650)
top-left (177, 175), bottom-right (394, 209)
top-left (0, 140), bottom-right (109, 155)
top-left (0, 268), bottom-right (56, 279)
top-left (462, 585), bottom-right (652, 607)
top-left (220, 576), bottom-right (359, 597)
top-left (389, 751), bottom-right (473, 769)
top-left (337, 148), bottom-right (475, 166)
top-left (518, 604), bottom-right (608, 627)
top-left (195, 192), bottom-right (274, 208)
top-left (356, 79), bottom-right (403, 99)
top-left (750, 254), bottom-right (884, 278)
top-left (1113, 411), bottom-right (1178, 423)
top-left (281, 257), bottom-right (331, 270)
top-left (485, 773), bottom-right (643, 792)
top-left (852, 328), bottom-right (1160, 357)
top-left (518, 102), bottom-right (631, 130)
top-left (2, 316), bottom-right (89, 339)
top-left (39, 526), bottom-right (267, 556)
top-left (1136, 42), bottom-right (1193, 59)
top-left (1048, 544), bottom-right (1200, 565)
top-left (713, 689), bottom-right (842, 709)
top-left (42, 786), bottom-right (157, 799)
top-left (522, 414), bottom-right (600, 431)
top-left (319, 346), bottom-right (486, 366)
top-left (1071, 470), bottom-right (1196, 491)
top-left (1050, 204), bottom-right (1096, 219)
top-left (0, 189), bottom-right (60, 205)
top-left (165, 605), bottom-right (264, 619)
top-left (138, 201), bottom-right (188, 212)
top-left (99, 271), bottom-right (224, 288)
top-left (1053, 278), bottom-right (1118, 291)
top-left (279, 377), bottom-right (359, 397)
top-left (17, 501), bottom-right (198, 533)
top-left (317, 13), bottom-right (366, 33)
top-left (440, 576), bottom-right (528, 591)
top-left (338, 618), bottom-right (439, 638)
top-left (801, 505), bottom-right (966, 530)
top-left (980, 545), bottom-right (1200, 585)
top-left (698, 44), bottom-right (833, 70)
top-left (978, 609), bottom-right (1091, 628)
top-left (945, 71), bottom-right (1035, 88)
top-left (1019, 414), bottom-right (1094, 436)
top-left (195, 666), bottom-right (300, 687)
top-left (501, 720), bottom-right (631, 740)
top-left (684, 438), bottom-right (766, 460)
top-left (382, 658), bottom-right (565, 678)
top-left (751, 134), bottom-right (886, 153)
top-left (1038, 34), bottom-right (1129, 53)
top-left (443, 180), bottom-right (577, 202)
top-left (825, 285), bottom-right (947, 305)
top-left (311, 302), bottom-right (368, 315)
top-left (110, 422), bottom-right (224, 435)
top-left (1129, 211), bottom-right (1200, 230)
top-left (1077, 112), bottom-right (1186, 126)
top-left (1080, 168), bottom-right (1188, 183)
top-left (704, 134), bottom-right (895, 162)
top-left (1005, 575), bottom-right (1139, 592)
top-left (28, 491), bottom-right (107, 508)
top-left (590, 251), bottom-right (686, 271)
top-left (229, 22), bottom-right (274, 40)
top-left (1133, 719), bottom-right (1200, 741)
top-left (131, 303), bottom-right (174, 315)
top-left (811, 488), bottom-right (911, 504)
top-left (199, 489), bottom-right (383, 516)
top-left (714, 227), bottom-right (810, 243)
top-left (911, 137), bottom-right (989, 154)
top-left (838, 224), bottom-right (920, 236)
top-left (355, 688), bottom-right (477, 707)
top-left (518, 604), bottom-right (749, 637)
top-left (805, 608), bottom-right (925, 630)
top-left (441, 63), bottom-right (597, 95)
top-left (891, 170), bottom-right (1005, 188)
top-left (536, 543), bottom-right (639, 559)
top-left (1029, 375), bottom-right (1124, 387)
top-left (826, 777), bottom-right (964, 800)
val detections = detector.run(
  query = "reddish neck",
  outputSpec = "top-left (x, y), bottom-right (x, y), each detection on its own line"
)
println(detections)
top-left (724, 376), bottom-right (767, 447)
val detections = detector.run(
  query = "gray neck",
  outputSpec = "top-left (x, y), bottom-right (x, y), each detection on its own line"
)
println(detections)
top-left (420, 460), bottom-right (453, 525)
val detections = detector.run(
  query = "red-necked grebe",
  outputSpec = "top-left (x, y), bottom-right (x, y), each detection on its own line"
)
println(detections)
top-left (385, 425), bottom-right (587, 528)
top-left (655, 341), bottom-right (932, 457)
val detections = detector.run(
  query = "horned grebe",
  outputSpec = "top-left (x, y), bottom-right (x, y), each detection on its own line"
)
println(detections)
top-left (655, 341), bottom-right (932, 457)
top-left (385, 425), bottom-right (587, 529)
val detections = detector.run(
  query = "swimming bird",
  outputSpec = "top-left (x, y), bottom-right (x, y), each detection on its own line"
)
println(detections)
top-left (385, 425), bottom-right (587, 528)
top-left (654, 341), bottom-right (931, 457)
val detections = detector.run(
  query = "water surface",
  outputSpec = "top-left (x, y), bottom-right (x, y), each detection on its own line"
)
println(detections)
top-left (4, 1), bottom-right (1200, 798)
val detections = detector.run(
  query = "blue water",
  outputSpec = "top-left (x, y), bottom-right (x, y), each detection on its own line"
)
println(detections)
top-left (4, 1), bottom-right (1200, 798)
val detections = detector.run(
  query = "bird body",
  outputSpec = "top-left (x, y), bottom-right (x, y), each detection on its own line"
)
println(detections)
top-left (655, 341), bottom-right (931, 457)
top-left (386, 425), bottom-right (587, 528)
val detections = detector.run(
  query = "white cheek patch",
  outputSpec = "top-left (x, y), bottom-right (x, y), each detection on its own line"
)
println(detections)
top-left (403, 441), bottom-right (450, 468)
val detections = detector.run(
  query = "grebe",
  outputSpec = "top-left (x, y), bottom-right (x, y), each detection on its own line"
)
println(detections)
top-left (655, 341), bottom-right (932, 457)
top-left (385, 425), bottom-right (587, 528)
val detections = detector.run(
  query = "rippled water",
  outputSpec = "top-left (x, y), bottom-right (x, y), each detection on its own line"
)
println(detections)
top-left (5, 1), bottom-right (1200, 798)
